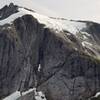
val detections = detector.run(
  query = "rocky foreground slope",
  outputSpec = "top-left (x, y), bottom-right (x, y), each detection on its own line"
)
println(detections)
top-left (0, 3), bottom-right (100, 100)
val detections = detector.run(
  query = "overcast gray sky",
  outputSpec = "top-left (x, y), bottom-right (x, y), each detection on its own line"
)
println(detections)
top-left (31, 0), bottom-right (100, 23)
top-left (1, 0), bottom-right (100, 23)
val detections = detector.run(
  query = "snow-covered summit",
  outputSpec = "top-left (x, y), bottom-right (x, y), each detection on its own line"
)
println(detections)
top-left (0, 2), bottom-right (100, 100)
top-left (0, 3), bottom-right (100, 59)
top-left (0, 0), bottom-right (34, 9)
top-left (0, 2), bottom-right (87, 34)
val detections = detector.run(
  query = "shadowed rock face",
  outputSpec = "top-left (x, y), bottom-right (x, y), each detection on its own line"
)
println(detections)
top-left (0, 3), bottom-right (100, 100)
top-left (0, 3), bottom-right (18, 20)
top-left (0, 14), bottom-right (46, 98)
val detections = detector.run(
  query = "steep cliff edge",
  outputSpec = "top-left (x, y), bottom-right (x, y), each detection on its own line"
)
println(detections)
top-left (0, 3), bottom-right (100, 100)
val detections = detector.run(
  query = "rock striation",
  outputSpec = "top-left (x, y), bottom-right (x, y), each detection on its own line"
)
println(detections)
top-left (0, 3), bottom-right (100, 100)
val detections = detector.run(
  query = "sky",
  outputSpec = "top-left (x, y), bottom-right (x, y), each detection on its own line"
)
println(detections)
top-left (31, 0), bottom-right (100, 23)
top-left (0, 0), bottom-right (100, 23)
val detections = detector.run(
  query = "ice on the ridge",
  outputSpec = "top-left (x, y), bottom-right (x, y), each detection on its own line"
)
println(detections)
top-left (81, 32), bottom-right (91, 37)
top-left (19, 8), bottom-right (63, 32)
top-left (55, 19), bottom-right (87, 34)
top-left (0, 6), bottom-right (92, 55)
top-left (7, 26), bottom-right (12, 29)
top-left (90, 92), bottom-right (100, 99)
top-left (0, 6), bottom-right (87, 35)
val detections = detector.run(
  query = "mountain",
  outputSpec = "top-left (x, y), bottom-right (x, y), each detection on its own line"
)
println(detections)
top-left (0, 3), bottom-right (100, 100)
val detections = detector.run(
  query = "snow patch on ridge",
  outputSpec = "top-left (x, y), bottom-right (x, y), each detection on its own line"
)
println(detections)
top-left (3, 88), bottom-right (47, 100)
top-left (0, 7), bottom-right (87, 35)
top-left (0, 9), bottom-right (25, 25)
top-left (3, 88), bottom-right (35, 100)
top-left (82, 41), bottom-right (92, 47)
top-left (3, 91), bottom-right (20, 100)
top-left (0, 6), bottom-right (97, 59)
top-left (94, 92), bottom-right (100, 97)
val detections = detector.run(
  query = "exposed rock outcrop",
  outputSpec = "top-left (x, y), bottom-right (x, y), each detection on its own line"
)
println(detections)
top-left (0, 3), bottom-right (100, 100)
top-left (0, 3), bottom-right (18, 20)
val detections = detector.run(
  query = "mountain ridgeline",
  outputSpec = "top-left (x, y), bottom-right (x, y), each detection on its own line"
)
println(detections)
top-left (0, 3), bottom-right (100, 100)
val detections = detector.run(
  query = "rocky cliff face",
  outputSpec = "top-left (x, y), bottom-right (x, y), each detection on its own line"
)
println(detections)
top-left (0, 3), bottom-right (18, 20)
top-left (0, 3), bottom-right (100, 100)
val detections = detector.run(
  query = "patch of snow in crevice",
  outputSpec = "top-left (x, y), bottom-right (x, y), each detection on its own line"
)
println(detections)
top-left (82, 41), bottom-right (93, 47)
top-left (38, 64), bottom-right (41, 72)
top-left (82, 42), bottom-right (100, 59)
top-left (22, 88), bottom-right (35, 96)
top-left (7, 26), bottom-right (12, 29)
top-left (74, 47), bottom-right (78, 51)
top-left (94, 92), bottom-right (100, 97)
top-left (81, 32), bottom-right (91, 40)
top-left (90, 92), bottom-right (100, 100)
top-left (34, 90), bottom-right (47, 100)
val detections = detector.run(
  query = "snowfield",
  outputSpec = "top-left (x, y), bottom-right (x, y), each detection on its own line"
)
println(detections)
top-left (0, 3), bottom-right (99, 59)
top-left (3, 88), bottom-right (47, 100)
top-left (0, 7), bottom-right (87, 34)
top-left (0, 1), bottom-right (100, 100)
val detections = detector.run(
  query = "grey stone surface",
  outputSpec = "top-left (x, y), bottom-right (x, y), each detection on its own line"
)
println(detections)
top-left (0, 3), bottom-right (18, 20)
top-left (0, 3), bottom-right (100, 100)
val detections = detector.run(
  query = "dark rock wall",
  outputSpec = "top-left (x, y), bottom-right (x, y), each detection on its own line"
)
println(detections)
top-left (0, 15), bottom-right (45, 98)
top-left (0, 3), bottom-right (18, 20)
top-left (0, 14), bottom-right (100, 100)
